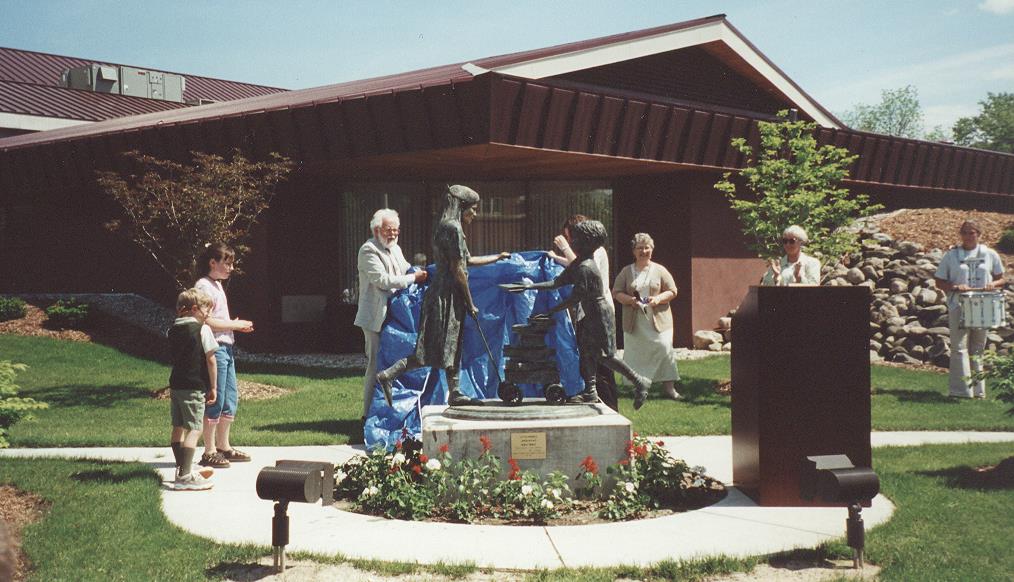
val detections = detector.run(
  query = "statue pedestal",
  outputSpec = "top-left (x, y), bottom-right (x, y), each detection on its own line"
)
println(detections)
top-left (421, 401), bottom-right (631, 488)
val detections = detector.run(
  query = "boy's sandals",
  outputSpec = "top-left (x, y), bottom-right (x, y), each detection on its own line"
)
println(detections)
top-left (220, 448), bottom-right (251, 462)
top-left (198, 451), bottom-right (231, 468)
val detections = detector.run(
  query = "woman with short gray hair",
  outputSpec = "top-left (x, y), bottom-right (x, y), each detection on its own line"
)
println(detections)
top-left (612, 232), bottom-right (682, 406)
top-left (761, 225), bottom-right (821, 286)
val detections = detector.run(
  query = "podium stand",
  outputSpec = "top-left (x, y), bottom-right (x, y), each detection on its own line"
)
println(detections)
top-left (731, 286), bottom-right (871, 506)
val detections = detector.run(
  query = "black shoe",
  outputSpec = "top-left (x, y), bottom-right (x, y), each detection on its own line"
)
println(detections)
top-left (567, 390), bottom-right (600, 404)
top-left (448, 390), bottom-right (484, 407)
top-left (633, 374), bottom-right (652, 410)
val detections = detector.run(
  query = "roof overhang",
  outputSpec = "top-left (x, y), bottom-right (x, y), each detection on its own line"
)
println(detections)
top-left (0, 112), bottom-right (91, 132)
top-left (473, 18), bottom-right (841, 128)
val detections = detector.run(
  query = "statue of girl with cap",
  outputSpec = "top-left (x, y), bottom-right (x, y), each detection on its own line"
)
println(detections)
top-left (377, 185), bottom-right (509, 407)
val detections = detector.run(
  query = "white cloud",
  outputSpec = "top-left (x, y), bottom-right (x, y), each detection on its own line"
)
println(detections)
top-left (819, 43), bottom-right (1014, 112)
top-left (923, 103), bottom-right (979, 131)
top-left (979, 0), bottom-right (1014, 14)
top-left (985, 64), bottom-right (1014, 79)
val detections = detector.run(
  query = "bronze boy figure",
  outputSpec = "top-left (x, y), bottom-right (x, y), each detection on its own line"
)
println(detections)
top-left (377, 185), bottom-right (507, 407)
top-left (502, 220), bottom-right (652, 408)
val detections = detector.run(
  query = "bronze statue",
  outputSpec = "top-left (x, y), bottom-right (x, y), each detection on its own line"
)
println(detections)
top-left (377, 185), bottom-right (507, 407)
top-left (502, 220), bottom-right (653, 408)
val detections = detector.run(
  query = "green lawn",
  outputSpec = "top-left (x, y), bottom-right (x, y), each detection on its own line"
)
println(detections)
top-left (2, 334), bottom-right (1013, 447)
top-left (3, 443), bottom-right (1012, 581)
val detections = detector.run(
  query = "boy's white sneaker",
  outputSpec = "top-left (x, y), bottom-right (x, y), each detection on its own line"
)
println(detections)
top-left (174, 471), bottom-right (214, 491)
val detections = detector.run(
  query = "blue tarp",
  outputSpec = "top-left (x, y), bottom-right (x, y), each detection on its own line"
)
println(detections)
top-left (364, 251), bottom-right (582, 450)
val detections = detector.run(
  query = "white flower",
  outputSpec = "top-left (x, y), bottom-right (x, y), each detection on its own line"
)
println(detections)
top-left (472, 478), bottom-right (480, 486)
top-left (551, 488), bottom-right (561, 499)
top-left (624, 482), bottom-right (636, 493)
top-left (540, 499), bottom-right (554, 510)
top-left (391, 452), bottom-right (406, 466)
top-left (335, 470), bottom-right (347, 483)
top-left (425, 458), bottom-right (441, 471)
top-left (360, 485), bottom-right (379, 498)
top-left (521, 484), bottom-right (534, 496)
top-left (458, 484), bottom-right (465, 492)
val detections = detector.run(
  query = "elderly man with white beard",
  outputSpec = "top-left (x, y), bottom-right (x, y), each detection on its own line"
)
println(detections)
top-left (354, 208), bottom-right (427, 419)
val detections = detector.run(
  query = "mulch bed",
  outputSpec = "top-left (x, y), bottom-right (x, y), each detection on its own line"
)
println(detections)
top-left (877, 208), bottom-right (1014, 276)
top-left (151, 380), bottom-right (291, 401)
top-left (0, 486), bottom-right (49, 582)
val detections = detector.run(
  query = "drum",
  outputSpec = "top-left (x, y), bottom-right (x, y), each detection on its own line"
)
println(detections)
top-left (957, 292), bottom-right (1008, 329)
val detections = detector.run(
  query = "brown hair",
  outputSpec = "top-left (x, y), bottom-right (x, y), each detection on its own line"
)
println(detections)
top-left (960, 220), bottom-right (982, 235)
top-left (196, 242), bottom-right (235, 279)
top-left (561, 214), bottom-right (588, 235)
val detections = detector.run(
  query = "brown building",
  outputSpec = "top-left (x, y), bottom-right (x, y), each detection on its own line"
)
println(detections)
top-left (1, 15), bottom-right (1012, 352)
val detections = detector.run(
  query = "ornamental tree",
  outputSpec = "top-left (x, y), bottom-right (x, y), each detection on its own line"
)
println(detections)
top-left (97, 149), bottom-right (293, 290)
top-left (715, 111), bottom-right (881, 261)
top-left (0, 361), bottom-right (47, 448)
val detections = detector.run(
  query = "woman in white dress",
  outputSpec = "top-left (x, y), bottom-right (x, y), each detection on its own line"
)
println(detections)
top-left (612, 233), bottom-right (682, 401)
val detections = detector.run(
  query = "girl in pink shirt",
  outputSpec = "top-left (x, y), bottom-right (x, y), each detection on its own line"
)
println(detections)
top-left (194, 243), bottom-right (254, 468)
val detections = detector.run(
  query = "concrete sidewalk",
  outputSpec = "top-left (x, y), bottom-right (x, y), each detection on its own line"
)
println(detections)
top-left (2, 431), bottom-right (1012, 569)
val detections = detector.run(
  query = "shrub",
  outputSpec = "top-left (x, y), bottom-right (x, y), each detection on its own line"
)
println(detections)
top-left (0, 361), bottom-right (48, 448)
top-left (44, 299), bottom-right (91, 330)
top-left (0, 297), bottom-right (27, 322)
top-left (997, 228), bottom-right (1014, 253)
top-left (971, 352), bottom-right (1014, 414)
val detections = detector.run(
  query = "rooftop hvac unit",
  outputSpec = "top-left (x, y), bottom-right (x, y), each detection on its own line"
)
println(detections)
top-left (120, 66), bottom-right (185, 102)
top-left (62, 64), bottom-right (120, 94)
top-left (61, 64), bottom-right (185, 103)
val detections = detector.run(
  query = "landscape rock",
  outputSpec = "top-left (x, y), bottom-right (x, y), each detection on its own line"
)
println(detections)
top-left (693, 330), bottom-right (724, 349)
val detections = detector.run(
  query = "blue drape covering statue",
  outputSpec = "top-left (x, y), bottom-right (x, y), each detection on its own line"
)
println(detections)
top-left (364, 251), bottom-right (582, 450)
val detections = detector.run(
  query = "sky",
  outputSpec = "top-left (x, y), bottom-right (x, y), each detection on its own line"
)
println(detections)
top-left (1, 0), bottom-right (1012, 133)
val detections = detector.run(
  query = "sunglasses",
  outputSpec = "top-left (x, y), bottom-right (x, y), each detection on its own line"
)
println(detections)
top-left (781, 238), bottom-right (800, 244)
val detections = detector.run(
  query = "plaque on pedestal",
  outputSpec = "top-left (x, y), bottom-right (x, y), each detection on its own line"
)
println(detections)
top-left (731, 286), bottom-right (871, 506)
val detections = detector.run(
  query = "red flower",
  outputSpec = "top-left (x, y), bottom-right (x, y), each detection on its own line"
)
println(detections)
top-left (394, 439), bottom-right (403, 451)
top-left (634, 444), bottom-right (649, 458)
top-left (625, 440), bottom-right (634, 456)
top-left (633, 432), bottom-right (639, 437)
top-left (618, 458), bottom-right (629, 465)
top-left (419, 454), bottom-right (429, 464)
top-left (389, 465), bottom-right (400, 474)
top-left (656, 440), bottom-right (665, 447)
top-left (480, 435), bottom-right (492, 452)
top-left (411, 465), bottom-right (422, 475)
top-left (579, 455), bottom-right (599, 475)
top-left (508, 457), bottom-right (521, 480)
top-left (439, 443), bottom-right (449, 454)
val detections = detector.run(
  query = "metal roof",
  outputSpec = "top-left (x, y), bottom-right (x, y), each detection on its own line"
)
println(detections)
top-left (0, 79), bottom-right (184, 121)
top-left (0, 46), bottom-right (285, 100)
top-left (0, 17), bottom-right (1010, 199)
top-left (0, 46), bottom-right (286, 122)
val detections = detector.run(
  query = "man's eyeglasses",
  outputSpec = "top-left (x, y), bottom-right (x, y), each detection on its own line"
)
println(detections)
top-left (380, 227), bottom-right (400, 234)
top-left (781, 238), bottom-right (799, 244)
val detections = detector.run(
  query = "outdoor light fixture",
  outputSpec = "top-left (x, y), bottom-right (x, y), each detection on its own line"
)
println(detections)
top-left (799, 454), bottom-right (880, 568)
top-left (255, 460), bottom-right (335, 572)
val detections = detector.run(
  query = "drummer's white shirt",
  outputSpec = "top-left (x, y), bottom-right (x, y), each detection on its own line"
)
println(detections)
top-left (934, 244), bottom-right (1005, 306)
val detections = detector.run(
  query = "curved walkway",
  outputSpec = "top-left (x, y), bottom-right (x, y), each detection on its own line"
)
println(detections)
top-left (2, 431), bottom-right (1012, 569)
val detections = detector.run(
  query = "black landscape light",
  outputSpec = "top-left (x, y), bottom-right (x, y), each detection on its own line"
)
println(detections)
top-left (255, 460), bottom-right (335, 572)
top-left (800, 454), bottom-right (880, 568)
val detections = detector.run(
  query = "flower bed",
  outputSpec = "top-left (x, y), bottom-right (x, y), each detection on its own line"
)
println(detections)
top-left (334, 432), bottom-right (725, 525)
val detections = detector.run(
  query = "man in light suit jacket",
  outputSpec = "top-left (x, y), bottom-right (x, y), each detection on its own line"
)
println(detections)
top-left (355, 209), bottom-right (428, 416)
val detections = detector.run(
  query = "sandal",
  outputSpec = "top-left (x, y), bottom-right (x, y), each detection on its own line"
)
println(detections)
top-left (198, 451), bottom-right (230, 468)
top-left (220, 448), bottom-right (251, 462)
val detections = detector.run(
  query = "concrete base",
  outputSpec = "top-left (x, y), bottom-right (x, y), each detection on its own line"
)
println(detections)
top-left (421, 400), bottom-right (631, 488)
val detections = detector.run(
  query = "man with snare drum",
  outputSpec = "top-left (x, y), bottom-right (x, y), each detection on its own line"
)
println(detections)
top-left (934, 220), bottom-right (1007, 399)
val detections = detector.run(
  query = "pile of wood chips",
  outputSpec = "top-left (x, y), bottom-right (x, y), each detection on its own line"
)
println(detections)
top-left (877, 208), bottom-right (1014, 274)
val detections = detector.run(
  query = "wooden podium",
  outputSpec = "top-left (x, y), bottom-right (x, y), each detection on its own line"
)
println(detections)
top-left (731, 286), bottom-right (871, 506)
